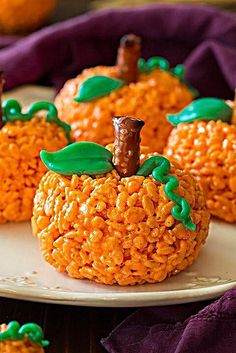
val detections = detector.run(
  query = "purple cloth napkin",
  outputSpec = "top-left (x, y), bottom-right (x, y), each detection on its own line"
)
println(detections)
top-left (0, 5), bottom-right (235, 98)
top-left (102, 287), bottom-right (236, 353)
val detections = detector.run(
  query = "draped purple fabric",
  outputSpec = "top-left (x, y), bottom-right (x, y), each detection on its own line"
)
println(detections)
top-left (0, 5), bottom-right (235, 98)
top-left (101, 288), bottom-right (236, 353)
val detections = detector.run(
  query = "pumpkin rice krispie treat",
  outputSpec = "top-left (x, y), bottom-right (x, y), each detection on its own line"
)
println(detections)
top-left (165, 97), bottom-right (236, 222)
top-left (0, 79), bottom-right (71, 224)
top-left (32, 116), bottom-right (210, 286)
top-left (55, 34), bottom-right (195, 152)
top-left (0, 321), bottom-right (49, 353)
top-left (0, 0), bottom-right (57, 34)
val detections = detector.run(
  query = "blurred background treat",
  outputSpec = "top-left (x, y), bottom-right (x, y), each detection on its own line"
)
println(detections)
top-left (0, 0), bottom-right (57, 34)
top-left (1, 0), bottom-right (235, 35)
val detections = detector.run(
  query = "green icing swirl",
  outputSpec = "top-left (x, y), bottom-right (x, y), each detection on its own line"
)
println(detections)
top-left (167, 98), bottom-right (233, 126)
top-left (138, 57), bottom-right (170, 73)
top-left (138, 57), bottom-right (185, 78)
top-left (0, 321), bottom-right (49, 347)
top-left (40, 142), bottom-right (114, 176)
top-left (74, 75), bottom-right (125, 103)
top-left (137, 156), bottom-right (196, 231)
top-left (2, 99), bottom-right (71, 143)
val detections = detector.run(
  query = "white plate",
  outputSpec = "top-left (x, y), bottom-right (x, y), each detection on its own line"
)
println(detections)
top-left (0, 220), bottom-right (235, 307)
top-left (3, 85), bottom-right (55, 106)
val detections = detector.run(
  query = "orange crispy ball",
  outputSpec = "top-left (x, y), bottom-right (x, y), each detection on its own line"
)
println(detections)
top-left (0, 0), bottom-right (57, 34)
top-left (0, 325), bottom-right (44, 353)
top-left (32, 153), bottom-right (209, 286)
top-left (55, 66), bottom-right (193, 152)
top-left (165, 120), bottom-right (236, 222)
top-left (0, 116), bottom-right (68, 224)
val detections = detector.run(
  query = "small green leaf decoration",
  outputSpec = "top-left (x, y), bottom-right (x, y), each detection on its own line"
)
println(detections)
top-left (167, 98), bottom-right (233, 126)
top-left (40, 142), bottom-right (114, 176)
top-left (0, 321), bottom-right (49, 347)
top-left (74, 75), bottom-right (125, 103)
top-left (2, 99), bottom-right (72, 143)
top-left (137, 156), bottom-right (196, 231)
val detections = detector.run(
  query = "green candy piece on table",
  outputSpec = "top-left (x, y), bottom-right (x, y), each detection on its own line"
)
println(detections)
top-left (167, 97), bottom-right (233, 126)
top-left (2, 99), bottom-right (72, 143)
top-left (40, 142), bottom-right (114, 176)
top-left (74, 75), bottom-right (125, 103)
top-left (137, 156), bottom-right (196, 231)
top-left (0, 321), bottom-right (49, 347)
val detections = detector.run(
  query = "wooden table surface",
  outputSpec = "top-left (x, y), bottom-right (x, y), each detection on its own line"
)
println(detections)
top-left (0, 297), bottom-right (135, 353)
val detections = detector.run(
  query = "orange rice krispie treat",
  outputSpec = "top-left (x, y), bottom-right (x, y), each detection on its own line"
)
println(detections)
top-left (55, 34), bottom-right (195, 152)
top-left (0, 0), bottom-right (57, 34)
top-left (0, 321), bottom-right (49, 353)
top-left (165, 97), bottom-right (236, 222)
top-left (32, 116), bottom-right (209, 286)
top-left (0, 86), bottom-right (71, 224)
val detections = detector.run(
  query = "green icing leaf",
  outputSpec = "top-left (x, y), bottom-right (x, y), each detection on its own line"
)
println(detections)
top-left (74, 75), bottom-right (125, 103)
top-left (40, 142), bottom-right (114, 176)
top-left (2, 99), bottom-right (72, 143)
top-left (167, 98), bottom-right (233, 126)
top-left (137, 156), bottom-right (196, 231)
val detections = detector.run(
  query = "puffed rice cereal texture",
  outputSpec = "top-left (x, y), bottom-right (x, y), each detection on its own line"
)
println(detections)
top-left (0, 116), bottom-right (68, 224)
top-left (165, 120), bottom-right (236, 222)
top-left (55, 66), bottom-right (193, 152)
top-left (0, 0), bottom-right (57, 34)
top-left (32, 150), bottom-right (210, 286)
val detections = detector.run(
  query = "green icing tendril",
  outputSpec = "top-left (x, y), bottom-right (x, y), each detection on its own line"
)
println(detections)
top-left (0, 321), bottom-right (49, 347)
top-left (137, 156), bottom-right (196, 231)
top-left (138, 57), bottom-right (185, 78)
top-left (167, 98), bottom-right (233, 126)
top-left (138, 57), bottom-right (199, 98)
top-left (74, 75), bottom-right (125, 103)
top-left (41, 142), bottom-right (114, 176)
top-left (2, 99), bottom-right (72, 143)
top-left (138, 57), bottom-right (170, 73)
